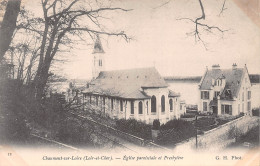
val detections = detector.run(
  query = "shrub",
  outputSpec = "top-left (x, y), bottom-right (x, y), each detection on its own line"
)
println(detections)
top-left (252, 108), bottom-right (260, 116)
top-left (180, 113), bottom-right (195, 118)
top-left (115, 119), bottom-right (152, 140)
top-left (56, 118), bottom-right (92, 146)
top-left (152, 119), bottom-right (160, 130)
top-left (157, 119), bottom-right (196, 146)
top-left (160, 119), bottom-right (194, 131)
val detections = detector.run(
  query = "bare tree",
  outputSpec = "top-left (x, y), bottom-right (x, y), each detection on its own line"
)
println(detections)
top-left (0, 0), bottom-right (21, 62)
top-left (154, 0), bottom-right (229, 50)
top-left (7, 33), bottom-right (40, 85)
top-left (177, 0), bottom-right (228, 50)
top-left (17, 0), bottom-right (131, 101)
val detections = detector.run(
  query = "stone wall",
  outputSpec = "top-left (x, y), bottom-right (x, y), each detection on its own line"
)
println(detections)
top-left (173, 115), bottom-right (259, 152)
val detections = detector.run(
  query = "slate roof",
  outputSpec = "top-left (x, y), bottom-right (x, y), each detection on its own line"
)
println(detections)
top-left (199, 68), bottom-right (245, 99)
top-left (83, 67), bottom-right (171, 99)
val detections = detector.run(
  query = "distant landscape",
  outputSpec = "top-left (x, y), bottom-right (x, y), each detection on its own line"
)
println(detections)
top-left (164, 74), bottom-right (260, 83)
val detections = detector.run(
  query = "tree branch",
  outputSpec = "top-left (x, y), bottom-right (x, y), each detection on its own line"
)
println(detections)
top-left (177, 0), bottom-right (228, 50)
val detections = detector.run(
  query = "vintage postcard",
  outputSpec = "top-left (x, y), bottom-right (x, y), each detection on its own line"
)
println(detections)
top-left (0, 0), bottom-right (259, 165)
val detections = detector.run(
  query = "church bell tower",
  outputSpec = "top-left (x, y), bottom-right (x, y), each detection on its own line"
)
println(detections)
top-left (92, 35), bottom-right (105, 79)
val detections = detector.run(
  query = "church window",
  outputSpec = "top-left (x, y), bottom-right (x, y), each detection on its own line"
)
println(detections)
top-left (138, 101), bottom-right (143, 114)
top-left (151, 96), bottom-right (156, 113)
top-left (111, 98), bottom-right (114, 110)
top-left (161, 95), bottom-right (165, 113)
top-left (120, 100), bottom-right (123, 111)
top-left (131, 101), bottom-right (134, 114)
top-left (169, 99), bottom-right (173, 111)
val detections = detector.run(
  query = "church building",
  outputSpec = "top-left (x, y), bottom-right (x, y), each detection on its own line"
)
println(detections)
top-left (82, 36), bottom-right (184, 124)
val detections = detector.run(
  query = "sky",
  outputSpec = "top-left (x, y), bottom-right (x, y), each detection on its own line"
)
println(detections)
top-left (23, 0), bottom-right (260, 80)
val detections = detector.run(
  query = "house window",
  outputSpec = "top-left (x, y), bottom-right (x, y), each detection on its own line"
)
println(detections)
top-left (111, 98), bottom-right (114, 110)
top-left (248, 91), bottom-right (251, 100)
top-left (242, 92), bottom-right (244, 101)
top-left (169, 99), bottom-right (173, 111)
top-left (96, 96), bottom-right (98, 106)
top-left (248, 102), bottom-right (251, 111)
top-left (238, 104), bottom-right (240, 114)
top-left (242, 103), bottom-right (244, 112)
top-left (99, 59), bottom-right (102, 66)
top-left (89, 95), bottom-right (92, 104)
top-left (221, 104), bottom-right (232, 115)
top-left (180, 104), bottom-right (182, 110)
top-left (138, 101), bottom-right (143, 114)
top-left (131, 101), bottom-right (134, 114)
top-left (214, 91), bottom-right (220, 98)
top-left (120, 100), bottom-right (123, 112)
top-left (151, 95), bottom-right (156, 113)
top-left (221, 105), bottom-right (224, 114)
top-left (161, 95), bottom-right (165, 113)
top-left (201, 91), bottom-right (209, 99)
top-left (203, 102), bottom-right (207, 111)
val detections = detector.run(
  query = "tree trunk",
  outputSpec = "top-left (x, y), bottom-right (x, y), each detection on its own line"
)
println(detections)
top-left (34, 58), bottom-right (52, 101)
top-left (0, 0), bottom-right (21, 62)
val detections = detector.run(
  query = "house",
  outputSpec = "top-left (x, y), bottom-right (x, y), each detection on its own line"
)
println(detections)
top-left (198, 64), bottom-right (252, 116)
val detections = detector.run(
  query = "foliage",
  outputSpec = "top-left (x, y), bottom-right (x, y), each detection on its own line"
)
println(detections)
top-left (195, 117), bottom-right (215, 127)
top-left (115, 119), bottom-right (152, 140)
top-left (0, 80), bottom-right (31, 143)
top-left (152, 119), bottom-right (160, 130)
top-left (180, 113), bottom-right (196, 118)
top-left (252, 107), bottom-right (260, 117)
top-left (237, 125), bottom-right (259, 145)
top-left (55, 117), bottom-right (92, 146)
top-left (157, 119), bottom-right (196, 146)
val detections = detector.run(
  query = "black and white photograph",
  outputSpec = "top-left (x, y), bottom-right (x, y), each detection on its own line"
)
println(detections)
top-left (0, 0), bottom-right (259, 165)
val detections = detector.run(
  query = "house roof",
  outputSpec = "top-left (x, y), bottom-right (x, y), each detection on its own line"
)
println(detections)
top-left (83, 67), bottom-right (170, 99)
top-left (199, 68), bottom-right (245, 99)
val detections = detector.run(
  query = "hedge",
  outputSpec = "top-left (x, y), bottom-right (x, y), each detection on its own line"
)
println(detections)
top-left (115, 119), bottom-right (152, 140)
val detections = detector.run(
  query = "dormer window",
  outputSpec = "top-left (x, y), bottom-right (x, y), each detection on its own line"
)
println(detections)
top-left (215, 79), bottom-right (221, 86)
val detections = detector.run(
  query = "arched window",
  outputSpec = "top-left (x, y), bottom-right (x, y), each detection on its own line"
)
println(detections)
top-left (120, 100), bottom-right (123, 111)
top-left (131, 101), bottom-right (134, 114)
top-left (103, 97), bottom-right (105, 112)
top-left (161, 95), bottom-right (165, 112)
top-left (146, 101), bottom-right (149, 114)
top-left (169, 99), bottom-right (173, 111)
top-left (151, 96), bottom-right (156, 113)
top-left (111, 98), bottom-right (114, 110)
top-left (138, 101), bottom-right (143, 114)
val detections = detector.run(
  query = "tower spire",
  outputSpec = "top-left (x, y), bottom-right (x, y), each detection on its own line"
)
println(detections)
top-left (93, 35), bottom-right (104, 54)
top-left (92, 35), bottom-right (105, 79)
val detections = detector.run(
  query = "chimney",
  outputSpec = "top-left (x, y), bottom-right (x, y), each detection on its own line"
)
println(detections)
top-left (212, 64), bottom-right (220, 70)
top-left (232, 63), bottom-right (237, 70)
